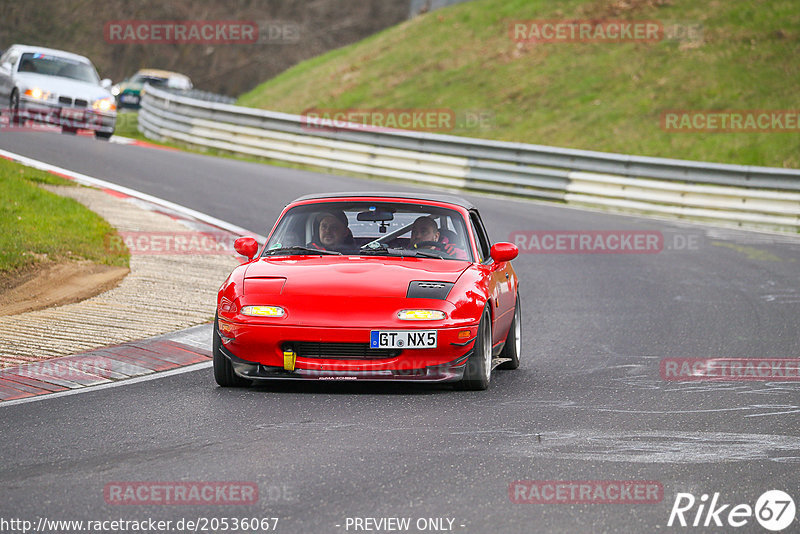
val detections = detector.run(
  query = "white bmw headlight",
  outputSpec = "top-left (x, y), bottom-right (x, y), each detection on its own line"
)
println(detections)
top-left (92, 97), bottom-right (116, 112)
top-left (24, 87), bottom-right (49, 100)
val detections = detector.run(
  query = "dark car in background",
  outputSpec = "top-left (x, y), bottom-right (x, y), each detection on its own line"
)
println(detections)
top-left (111, 69), bottom-right (193, 109)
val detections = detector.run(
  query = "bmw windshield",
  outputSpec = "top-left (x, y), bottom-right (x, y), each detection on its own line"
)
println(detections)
top-left (18, 53), bottom-right (99, 84)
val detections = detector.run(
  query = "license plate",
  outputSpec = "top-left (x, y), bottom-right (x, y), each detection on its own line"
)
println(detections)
top-left (61, 108), bottom-right (84, 120)
top-left (120, 94), bottom-right (139, 103)
top-left (370, 330), bottom-right (437, 349)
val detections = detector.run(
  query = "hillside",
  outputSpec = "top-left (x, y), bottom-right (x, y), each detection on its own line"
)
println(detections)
top-left (238, 0), bottom-right (800, 168)
top-left (0, 0), bottom-right (410, 96)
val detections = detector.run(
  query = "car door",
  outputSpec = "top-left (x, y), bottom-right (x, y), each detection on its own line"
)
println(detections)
top-left (469, 211), bottom-right (515, 347)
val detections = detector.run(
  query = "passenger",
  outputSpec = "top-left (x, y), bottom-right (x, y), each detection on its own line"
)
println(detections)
top-left (309, 210), bottom-right (355, 252)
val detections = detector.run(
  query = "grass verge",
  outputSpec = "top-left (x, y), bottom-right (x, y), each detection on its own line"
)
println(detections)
top-left (0, 158), bottom-right (129, 274)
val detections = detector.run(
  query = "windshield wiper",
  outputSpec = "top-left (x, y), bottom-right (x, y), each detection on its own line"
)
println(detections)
top-left (410, 249), bottom-right (444, 259)
top-left (359, 243), bottom-right (395, 255)
top-left (263, 246), bottom-right (341, 256)
top-left (359, 247), bottom-right (444, 259)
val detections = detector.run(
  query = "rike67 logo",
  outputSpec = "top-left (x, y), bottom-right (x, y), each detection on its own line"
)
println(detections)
top-left (668, 490), bottom-right (796, 531)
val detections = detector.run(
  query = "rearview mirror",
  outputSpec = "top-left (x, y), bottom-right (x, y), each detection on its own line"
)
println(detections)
top-left (357, 210), bottom-right (394, 222)
top-left (234, 236), bottom-right (259, 260)
top-left (490, 242), bottom-right (518, 263)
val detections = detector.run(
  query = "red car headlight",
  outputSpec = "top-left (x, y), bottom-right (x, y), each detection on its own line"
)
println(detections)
top-left (241, 305), bottom-right (285, 317)
top-left (397, 309), bottom-right (446, 320)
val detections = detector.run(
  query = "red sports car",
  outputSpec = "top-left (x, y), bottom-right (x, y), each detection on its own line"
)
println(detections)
top-left (214, 192), bottom-right (521, 390)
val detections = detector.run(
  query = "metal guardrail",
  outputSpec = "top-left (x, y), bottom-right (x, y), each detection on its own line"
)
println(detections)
top-left (146, 86), bottom-right (237, 105)
top-left (138, 84), bottom-right (800, 231)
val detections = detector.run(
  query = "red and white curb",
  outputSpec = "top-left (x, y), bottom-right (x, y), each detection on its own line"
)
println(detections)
top-left (0, 325), bottom-right (213, 404)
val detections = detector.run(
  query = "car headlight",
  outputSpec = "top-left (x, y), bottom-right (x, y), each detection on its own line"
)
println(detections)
top-left (92, 97), bottom-right (116, 112)
top-left (111, 86), bottom-right (120, 96)
top-left (397, 310), bottom-right (446, 320)
top-left (240, 305), bottom-right (285, 317)
top-left (24, 88), bottom-right (49, 100)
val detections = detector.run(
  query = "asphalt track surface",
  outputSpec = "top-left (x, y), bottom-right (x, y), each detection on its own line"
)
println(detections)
top-left (1, 131), bottom-right (799, 533)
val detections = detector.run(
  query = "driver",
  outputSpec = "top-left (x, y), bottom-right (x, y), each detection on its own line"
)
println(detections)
top-left (409, 216), bottom-right (440, 248)
top-left (309, 210), bottom-right (354, 251)
top-left (409, 216), bottom-right (467, 259)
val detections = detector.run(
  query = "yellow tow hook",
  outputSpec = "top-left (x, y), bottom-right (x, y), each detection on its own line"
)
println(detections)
top-left (283, 350), bottom-right (296, 371)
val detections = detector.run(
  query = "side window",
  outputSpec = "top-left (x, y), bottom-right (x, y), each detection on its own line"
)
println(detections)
top-left (469, 212), bottom-right (491, 263)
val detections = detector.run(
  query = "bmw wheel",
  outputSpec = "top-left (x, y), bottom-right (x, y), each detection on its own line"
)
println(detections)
top-left (10, 90), bottom-right (22, 126)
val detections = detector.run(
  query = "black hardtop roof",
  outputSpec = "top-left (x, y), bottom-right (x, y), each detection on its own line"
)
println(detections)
top-left (291, 192), bottom-right (476, 210)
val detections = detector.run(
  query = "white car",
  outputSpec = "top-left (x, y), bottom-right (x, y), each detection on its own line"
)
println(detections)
top-left (0, 44), bottom-right (116, 139)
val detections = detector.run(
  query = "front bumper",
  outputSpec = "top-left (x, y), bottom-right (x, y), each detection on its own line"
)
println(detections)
top-left (18, 99), bottom-right (116, 133)
top-left (218, 341), bottom-right (470, 382)
top-left (216, 320), bottom-right (476, 382)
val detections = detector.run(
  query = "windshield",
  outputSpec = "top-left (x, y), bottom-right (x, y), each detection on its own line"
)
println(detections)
top-left (18, 53), bottom-right (99, 84)
top-left (130, 74), bottom-right (191, 89)
top-left (264, 201), bottom-right (473, 261)
top-left (130, 74), bottom-right (168, 86)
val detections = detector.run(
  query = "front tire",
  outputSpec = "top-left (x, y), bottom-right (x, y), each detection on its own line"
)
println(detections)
top-left (95, 131), bottom-right (113, 140)
top-left (456, 307), bottom-right (492, 390)
top-left (213, 314), bottom-right (251, 387)
top-left (10, 90), bottom-right (23, 126)
top-left (497, 296), bottom-right (521, 370)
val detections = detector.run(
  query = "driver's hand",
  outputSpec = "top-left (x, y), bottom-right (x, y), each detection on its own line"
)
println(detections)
top-left (443, 243), bottom-right (458, 255)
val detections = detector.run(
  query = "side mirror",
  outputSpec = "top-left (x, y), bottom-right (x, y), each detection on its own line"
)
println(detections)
top-left (490, 242), bottom-right (518, 263)
top-left (100, 78), bottom-right (112, 89)
top-left (234, 236), bottom-right (259, 260)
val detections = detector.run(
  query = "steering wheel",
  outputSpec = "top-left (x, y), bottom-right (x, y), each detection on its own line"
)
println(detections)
top-left (413, 241), bottom-right (448, 252)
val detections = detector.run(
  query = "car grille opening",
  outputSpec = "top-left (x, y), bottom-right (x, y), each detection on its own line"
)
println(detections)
top-left (74, 99), bottom-right (88, 108)
top-left (292, 342), bottom-right (400, 360)
top-left (59, 96), bottom-right (73, 105)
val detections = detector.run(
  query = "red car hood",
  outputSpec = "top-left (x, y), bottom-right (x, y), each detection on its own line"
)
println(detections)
top-left (242, 256), bottom-right (469, 298)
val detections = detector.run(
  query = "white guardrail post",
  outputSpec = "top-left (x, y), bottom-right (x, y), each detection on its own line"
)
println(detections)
top-left (139, 84), bottom-right (800, 231)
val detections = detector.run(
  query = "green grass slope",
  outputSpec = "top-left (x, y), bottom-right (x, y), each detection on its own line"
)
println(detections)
top-left (0, 159), bottom-right (129, 274)
top-left (238, 0), bottom-right (800, 168)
